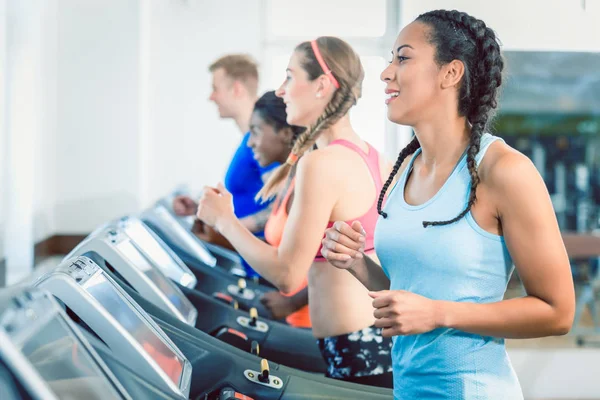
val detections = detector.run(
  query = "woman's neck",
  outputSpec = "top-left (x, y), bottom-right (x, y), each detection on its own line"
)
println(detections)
top-left (413, 117), bottom-right (471, 168)
top-left (315, 115), bottom-right (360, 149)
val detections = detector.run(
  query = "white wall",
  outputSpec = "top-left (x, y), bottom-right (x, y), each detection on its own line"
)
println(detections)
top-left (46, 0), bottom-right (262, 235)
top-left (142, 0), bottom-right (263, 204)
top-left (0, 0), bottom-right (7, 262)
top-left (53, 0), bottom-right (142, 233)
top-left (400, 0), bottom-right (600, 52)
top-left (33, 0), bottom-right (57, 243)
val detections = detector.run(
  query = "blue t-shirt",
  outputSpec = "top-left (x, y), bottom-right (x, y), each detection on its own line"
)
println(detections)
top-left (224, 132), bottom-right (277, 220)
top-left (224, 132), bottom-right (278, 277)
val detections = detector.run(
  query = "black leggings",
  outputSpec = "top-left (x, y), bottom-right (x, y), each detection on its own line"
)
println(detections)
top-left (317, 326), bottom-right (393, 389)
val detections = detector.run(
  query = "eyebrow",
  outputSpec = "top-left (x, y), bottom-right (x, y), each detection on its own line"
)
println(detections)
top-left (393, 44), bottom-right (414, 54)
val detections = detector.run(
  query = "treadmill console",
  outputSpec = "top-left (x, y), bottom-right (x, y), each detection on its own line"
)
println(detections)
top-left (117, 216), bottom-right (197, 289)
top-left (35, 257), bottom-right (193, 398)
top-left (143, 200), bottom-right (218, 267)
top-left (66, 227), bottom-right (198, 326)
top-left (0, 289), bottom-right (129, 400)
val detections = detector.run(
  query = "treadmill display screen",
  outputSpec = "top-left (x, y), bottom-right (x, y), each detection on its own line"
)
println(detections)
top-left (18, 314), bottom-right (122, 400)
top-left (115, 240), bottom-right (197, 321)
top-left (84, 271), bottom-right (185, 386)
top-left (154, 205), bottom-right (217, 267)
top-left (122, 220), bottom-right (194, 286)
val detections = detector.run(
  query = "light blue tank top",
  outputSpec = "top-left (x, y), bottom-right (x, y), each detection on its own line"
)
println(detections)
top-left (374, 134), bottom-right (523, 399)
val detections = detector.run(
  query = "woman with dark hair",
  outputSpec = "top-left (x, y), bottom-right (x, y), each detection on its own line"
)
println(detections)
top-left (321, 10), bottom-right (575, 398)
top-left (247, 91), bottom-right (311, 328)
top-left (194, 91), bottom-right (311, 327)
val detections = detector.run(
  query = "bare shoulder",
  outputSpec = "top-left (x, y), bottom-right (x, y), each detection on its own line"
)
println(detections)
top-left (293, 148), bottom-right (341, 210)
top-left (479, 139), bottom-right (543, 196)
top-left (297, 148), bottom-right (334, 174)
top-left (295, 148), bottom-right (339, 189)
top-left (297, 145), bottom-right (354, 175)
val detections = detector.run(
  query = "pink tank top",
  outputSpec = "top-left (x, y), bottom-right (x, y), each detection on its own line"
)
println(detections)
top-left (315, 139), bottom-right (383, 261)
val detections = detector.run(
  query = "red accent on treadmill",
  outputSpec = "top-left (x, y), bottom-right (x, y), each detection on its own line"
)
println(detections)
top-left (234, 393), bottom-right (254, 400)
top-left (214, 293), bottom-right (234, 303)
top-left (227, 328), bottom-right (248, 340)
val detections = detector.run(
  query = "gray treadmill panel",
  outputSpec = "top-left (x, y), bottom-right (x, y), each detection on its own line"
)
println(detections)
top-left (83, 270), bottom-right (187, 387)
top-left (35, 256), bottom-right (192, 397)
top-left (0, 290), bottom-right (128, 400)
top-left (149, 202), bottom-right (218, 267)
top-left (67, 227), bottom-right (198, 326)
top-left (119, 217), bottom-right (197, 289)
top-left (114, 238), bottom-right (198, 325)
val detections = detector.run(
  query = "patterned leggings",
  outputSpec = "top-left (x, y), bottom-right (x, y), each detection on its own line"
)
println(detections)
top-left (317, 326), bottom-right (393, 388)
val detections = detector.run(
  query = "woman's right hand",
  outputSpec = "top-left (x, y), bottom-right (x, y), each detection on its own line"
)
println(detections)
top-left (172, 195), bottom-right (198, 216)
top-left (320, 221), bottom-right (366, 270)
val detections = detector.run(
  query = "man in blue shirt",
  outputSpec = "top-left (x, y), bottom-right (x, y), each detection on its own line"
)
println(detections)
top-left (173, 54), bottom-right (277, 277)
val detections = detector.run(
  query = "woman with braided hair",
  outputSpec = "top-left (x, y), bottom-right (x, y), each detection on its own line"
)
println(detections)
top-left (196, 37), bottom-right (394, 387)
top-left (320, 10), bottom-right (575, 398)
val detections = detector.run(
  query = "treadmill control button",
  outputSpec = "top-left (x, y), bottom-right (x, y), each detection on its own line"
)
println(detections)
top-left (249, 308), bottom-right (258, 327)
top-left (238, 278), bottom-right (247, 293)
top-left (227, 283), bottom-right (256, 301)
top-left (258, 359), bottom-right (269, 383)
top-left (236, 312), bottom-right (268, 333)
top-left (243, 359), bottom-right (283, 390)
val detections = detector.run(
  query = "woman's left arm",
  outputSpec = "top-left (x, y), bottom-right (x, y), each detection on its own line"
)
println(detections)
top-left (371, 150), bottom-right (575, 338)
top-left (438, 151), bottom-right (575, 338)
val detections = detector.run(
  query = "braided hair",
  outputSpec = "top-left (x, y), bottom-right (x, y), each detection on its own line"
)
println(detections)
top-left (257, 37), bottom-right (364, 201)
top-left (377, 10), bottom-right (504, 227)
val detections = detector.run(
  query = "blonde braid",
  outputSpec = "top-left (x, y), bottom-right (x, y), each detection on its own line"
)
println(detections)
top-left (256, 86), bottom-right (356, 201)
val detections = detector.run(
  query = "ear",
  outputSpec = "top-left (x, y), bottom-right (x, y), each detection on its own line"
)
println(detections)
top-left (279, 127), bottom-right (295, 146)
top-left (232, 80), bottom-right (246, 97)
top-left (440, 59), bottom-right (465, 89)
top-left (314, 75), bottom-right (334, 99)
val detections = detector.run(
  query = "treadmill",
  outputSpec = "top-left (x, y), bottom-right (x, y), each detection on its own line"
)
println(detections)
top-left (0, 288), bottom-right (130, 399)
top-left (141, 195), bottom-right (244, 274)
top-left (35, 256), bottom-right (393, 399)
top-left (65, 223), bottom-right (199, 327)
top-left (112, 215), bottom-right (276, 318)
top-left (34, 257), bottom-right (193, 398)
top-left (63, 226), bottom-right (327, 373)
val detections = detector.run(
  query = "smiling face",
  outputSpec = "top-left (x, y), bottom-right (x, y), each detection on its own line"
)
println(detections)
top-left (247, 111), bottom-right (293, 167)
top-left (380, 22), bottom-right (451, 127)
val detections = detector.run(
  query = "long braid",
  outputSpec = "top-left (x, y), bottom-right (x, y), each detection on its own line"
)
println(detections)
top-left (291, 86), bottom-right (356, 160)
top-left (407, 10), bottom-right (504, 227)
top-left (378, 137), bottom-right (421, 217)
top-left (258, 37), bottom-right (363, 201)
top-left (258, 85), bottom-right (358, 201)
